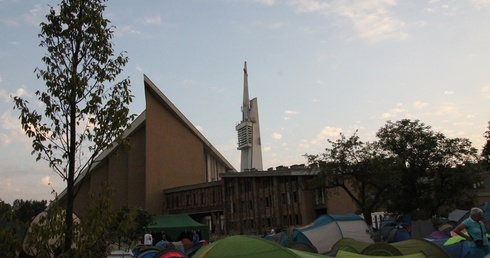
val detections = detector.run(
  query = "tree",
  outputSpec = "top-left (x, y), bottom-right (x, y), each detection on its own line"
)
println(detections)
top-left (482, 121), bottom-right (490, 170)
top-left (23, 183), bottom-right (141, 257)
top-left (12, 199), bottom-right (48, 223)
top-left (0, 201), bottom-right (22, 257)
top-left (376, 119), bottom-right (480, 214)
top-left (13, 0), bottom-right (135, 254)
top-left (306, 132), bottom-right (400, 228)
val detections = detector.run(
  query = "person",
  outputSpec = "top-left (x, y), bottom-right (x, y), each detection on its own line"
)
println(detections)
top-left (192, 230), bottom-right (199, 243)
top-left (156, 233), bottom-right (169, 247)
top-left (454, 207), bottom-right (490, 258)
top-left (144, 231), bottom-right (153, 246)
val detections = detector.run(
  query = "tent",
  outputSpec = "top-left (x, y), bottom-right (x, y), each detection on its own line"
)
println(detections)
top-left (331, 238), bottom-right (371, 254)
top-left (448, 209), bottom-right (468, 223)
top-left (331, 237), bottom-right (450, 258)
top-left (23, 210), bottom-right (80, 256)
top-left (335, 250), bottom-right (426, 258)
top-left (410, 218), bottom-right (434, 239)
top-left (382, 224), bottom-right (411, 243)
top-left (264, 229), bottom-right (317, 253)
top-left (147, 214), bottom-right (209, 241)
top-left (153, 248), bottom-right (188, 258)
top-left (360, 242), bottom-right (403, 256)
top-left (427, 238), bottom-right (470, 258)
top-left (391, 238), bottom-right (450, 258)
top-left (298, 214), bottom-right (373, 254)
top-left (192, 235), bottom-right (331, 258)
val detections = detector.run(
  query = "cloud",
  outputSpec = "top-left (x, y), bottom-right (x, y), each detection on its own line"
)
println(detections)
top-left (272, 132), bottom-right (282, 140)
top-left (432, 103), bottom-right (456, 115)
top-left (289, 0), bottom-right (407, 42)
top-left (113, 25), bottom-right (152, 39)
top-left (24, 4), bottom-right (49, 27)
top-left (413, 101), bottom-right (429, 109)
top-left (298, 139), bottom-right (310, 148)
top-left (256, 0), bottom-right (277, 6)
top-left (1, 18), bottom-right (21, 27)
top-left (252, 20), bottom-right (286, 30)
top-left (196, 125), bottom-right (204, 132)
top-left (482, 85), bottom-right (490, 99)
top-left (311, 126), bottom-right (342, 145)
top-left (283, 110), bottom-right (298, 120)
top-left (381, 104), bottom-right (407, 119)
top-left (472, 0), bottom-right (490, 8)
top-left (42, 176), bottom-right (51, 186)
top-left (0, 109), bottom-right (33, 148)
top-left (444, 90), bottom-right (454, 95)
top-left (1, 111), bottom-right (19, 131)
top-left (137, 16), bottom-right (162, 26)
top-left (1, 87), bottom-right (32, 103)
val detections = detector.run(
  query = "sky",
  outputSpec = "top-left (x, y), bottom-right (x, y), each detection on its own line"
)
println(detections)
top-left (1, 0), bottom-right (490, 204)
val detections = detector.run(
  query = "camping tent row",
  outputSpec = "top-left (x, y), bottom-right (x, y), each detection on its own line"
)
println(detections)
top-left (331, 237), bottom-right (450, 258)
top-left (192, 235), bottom-right (432, 258)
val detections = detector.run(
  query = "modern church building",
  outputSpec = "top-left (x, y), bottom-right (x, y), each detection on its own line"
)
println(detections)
top-left (62, 63), bottom-right (490, 237)
top-left (61, 75), bottom-right (236, 216)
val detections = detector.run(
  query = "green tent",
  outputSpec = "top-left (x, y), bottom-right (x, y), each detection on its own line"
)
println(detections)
top-left (147, 214), bottom-right (209, 241)
top-left (332, 238), bottom-right (449, 258)
top-left (331, 238), bottom-right (371, 254)
top-left (336, 250), bottom-right (426, 258)
top-left (391, 238), bottom-right (450, 258)
top-left (193, 235), bottom-right (332, 258)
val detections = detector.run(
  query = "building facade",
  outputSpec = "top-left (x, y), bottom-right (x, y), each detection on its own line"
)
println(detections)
top-left (163, 165), bottom-right (358, 236)
top-left (61, 75), bottom-right (236, 216)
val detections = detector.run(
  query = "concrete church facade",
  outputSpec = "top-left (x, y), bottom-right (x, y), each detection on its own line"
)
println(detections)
top-left (66, 75), bottom-right (235, 216)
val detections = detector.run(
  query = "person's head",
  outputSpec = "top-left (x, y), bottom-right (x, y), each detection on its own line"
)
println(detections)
top-left (470, 207), bottom-right (485, 221)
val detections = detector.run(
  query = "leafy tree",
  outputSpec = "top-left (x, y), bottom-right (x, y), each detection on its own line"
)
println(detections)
top-left (23, 183), bottom-right (144, 257)
top-left (376, 119), bottom-right (480, 214)
top-left (12, 199), bottom-right (48, 223)
top-left (111, 206), bottom-right (153, 250)
top-left (482, 121), bottom-right (490, 170)
top-left (13, 0), bottom-right (135, 254)
top-left (0, 201), bottom-right (22, 257)
top-left (306, 132), bottom-right (399, 228)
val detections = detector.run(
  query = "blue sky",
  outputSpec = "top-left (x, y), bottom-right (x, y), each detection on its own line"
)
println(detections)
top-left (1, 0), bottom-right (490, 203)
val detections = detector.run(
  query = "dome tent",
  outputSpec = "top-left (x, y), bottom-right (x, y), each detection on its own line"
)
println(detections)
top-left (331, 237), bottom-right (450, 258)
top-left (297, 213), bottom-right (373, 254)
top-left (264, 228), bottom-right (317, 253)
top-left (192, 235), bottom-right (329, 258)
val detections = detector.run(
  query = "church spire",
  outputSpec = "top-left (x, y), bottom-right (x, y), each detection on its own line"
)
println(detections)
top-left (242, 62), bottom-right (250, 121)
top-left (236, 62), bottom-right (263, 172)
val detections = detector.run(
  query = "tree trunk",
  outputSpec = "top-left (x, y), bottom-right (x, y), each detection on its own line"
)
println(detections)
top-left (63, 78), bottom-right (77, 255)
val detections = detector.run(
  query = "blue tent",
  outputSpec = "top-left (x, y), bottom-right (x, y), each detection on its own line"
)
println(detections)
top-left (264, 229), bottom-right (317, 253)
top-left (297, 214), bottom-right (373, 254)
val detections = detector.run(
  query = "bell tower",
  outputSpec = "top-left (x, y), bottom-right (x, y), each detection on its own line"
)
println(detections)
top-left (236, 62), bottom-right (263, 172)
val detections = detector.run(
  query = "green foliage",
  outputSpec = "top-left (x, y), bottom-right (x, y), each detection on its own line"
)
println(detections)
top-left (23, 183), bottom-right (149, 257)
top-left (308, 119), bottom-right (482, 220)
top-left (12, 199), bottom-right (48, 223)
top-left (0, 201), bottom-right (23, 257)
top-left (483, 121), bottom-right (490, 170)
top-left (306, 131), bottom-right (399, 226)
top-left (377, 119), bottom-right (480, 214)
top-left (12, 0), bottom-right (135, 254)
